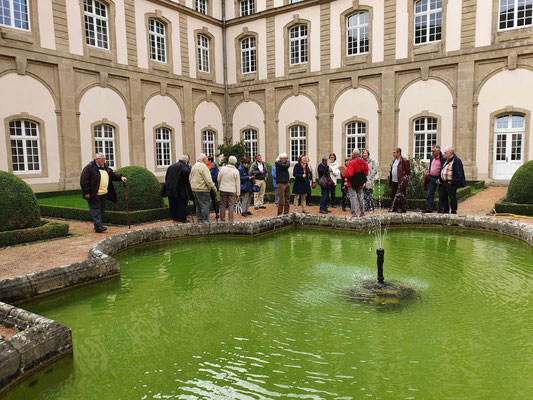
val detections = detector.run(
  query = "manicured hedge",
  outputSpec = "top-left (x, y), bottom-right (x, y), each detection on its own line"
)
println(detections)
top-left (378, 185), bottom-right (473, 210)
top-left (494, 198), bottom-right (533, 216)
top-left (466, 180), bottom-right (486, 190)
top-left (39, 205), bottom-right (171, 225)
top-left (0, 220), bottom-right (69, 247)
top-left (35, 189), bottom-right (81, 199)
top-left (108, 166), bottom-right (164, 211)
top-left (0, 171), bottom-right (41, 232)
top-left (506, 160), bottom-right (533, 204)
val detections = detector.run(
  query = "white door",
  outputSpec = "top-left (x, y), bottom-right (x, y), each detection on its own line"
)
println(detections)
top-left (493, 114), bottom-right (524, 180)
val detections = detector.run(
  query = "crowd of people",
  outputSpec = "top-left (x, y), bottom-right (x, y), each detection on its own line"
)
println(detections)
top-left (80, 145), bottom-right (466, 231)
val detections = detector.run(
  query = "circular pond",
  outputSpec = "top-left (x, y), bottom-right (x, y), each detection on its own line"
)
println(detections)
top-left (6, 227), bottom-right (533, 399)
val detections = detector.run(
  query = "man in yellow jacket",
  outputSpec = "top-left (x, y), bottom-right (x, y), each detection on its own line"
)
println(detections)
top-left (189, 153), bottom-right (217, 222)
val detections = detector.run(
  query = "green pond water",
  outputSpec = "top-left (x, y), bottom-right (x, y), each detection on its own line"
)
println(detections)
top-left (5, 227), bottom-right (533, 400)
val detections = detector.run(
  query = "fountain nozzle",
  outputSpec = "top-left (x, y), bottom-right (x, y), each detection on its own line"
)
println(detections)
top-left (377, 248), bottom-right (385, 284)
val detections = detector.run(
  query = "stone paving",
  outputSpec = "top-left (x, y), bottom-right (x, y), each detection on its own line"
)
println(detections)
top-left (0, 186), bottom-right (530, 281)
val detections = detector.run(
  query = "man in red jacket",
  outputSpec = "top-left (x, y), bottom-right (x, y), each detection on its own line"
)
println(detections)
top-left (389, 147), bottom-right (411, 213)
top-left (343, 149), bottom-right (369, 217)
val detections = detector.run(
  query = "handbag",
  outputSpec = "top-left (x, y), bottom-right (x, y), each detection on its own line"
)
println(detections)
top-left (251, 185), bottom-right (260, 192)
top-left (349, 171), bottom-right (367, 188)
top-left (318, 175), bottom-right (329, 189)
top-left (234, 200), bottom-right (243, 214)
top-left (423, 171), bottom-right (430, 191)
top-left (311, 182), bottom-right (317, 189)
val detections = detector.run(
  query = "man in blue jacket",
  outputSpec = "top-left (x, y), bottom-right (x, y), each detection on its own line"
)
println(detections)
top-left (423, 145), bottom-right (446, 213)
top-left (438, 146), bottom-right (466, 214)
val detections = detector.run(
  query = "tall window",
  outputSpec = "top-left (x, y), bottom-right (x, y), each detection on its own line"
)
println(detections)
top-left (414, 0), bottom-right (442, 45)
top-left (240, 0), bottom-right (254, 16)
top-left (94, 124), bottom-right (116, 167)
top-left (202, 130), bottom-right (215, 156)
top-left (289, 0), bottom-right (306, 3)
top-left (9, 120), bottom-right (41, 173)
top-left (413, 117), bottom-right (437, 161)
top-left (347, 12), bottom-right (369, 55)
top-left (197, 34), bottom-right (210, 73)
top-left (155, 127), bottom-right (172, 168)
top-left (346, 122), bottom-right (366, 158)
top-left (148, 19), bottom-right (166, 63)
top-left (495, 114), bottom-right (524, 162)
top-left (243, 129), bottom-right (258, 159)
top-left (289, 24), bottom-right (308, 65)
top-left (0, 0), bottom-right (29, 30)
top-left (499, 0), bottom-right (533, 30)
top-left (241, 36), bottom-right (256, 74)
top-left (289, 125), bottom-right (306, 162)
top-left (84, 0), bottom-right (109, 50)
top-left (195, 0), bottom-right (207, 14)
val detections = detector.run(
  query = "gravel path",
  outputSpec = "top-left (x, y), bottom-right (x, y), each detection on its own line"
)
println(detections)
top-left (0, 186), bottom-right (530, 281)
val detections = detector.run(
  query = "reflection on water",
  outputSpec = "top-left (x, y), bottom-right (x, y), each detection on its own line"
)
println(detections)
top-left (5, 227), bottom-right (533, 400)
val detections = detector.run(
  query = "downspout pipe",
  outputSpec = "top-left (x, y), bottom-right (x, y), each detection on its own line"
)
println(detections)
top-left (222, 0), bottom-right (230, 141)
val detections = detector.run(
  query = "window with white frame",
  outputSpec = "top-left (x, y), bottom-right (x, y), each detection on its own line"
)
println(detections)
top-left (155, 127), bottom-right (172, 168)
top-left (148, 19), bottom-right (166, 63)
top-left (0, 0), bottom-right (29, 30)
top-left (495, 114), bottom-right (524, 161)
top-left (94, 124), bottom-right (116, 167)
top-left (9, 120), bottom-right (41, 173)
top-left (414, 0), bottom-right (442, 45)
top-left (413, 117), bottom-right (437, 161)
top-left (347, 12), bottom-right (369, 55)
top-left (197, 34), bottom-right (210, 73)
top-left (289, 125), bottom-right (306, 162)
top-left (289, 24), bottom-right (308, 65)
top-left (202, 130), bottom-right (215, 156)
top-left (240, 0), bottom-right (254, 16)
top-left (83, 0), bottom-right (109, 50)
top-left (289, 0), bottom-right (306, 3)
top-left (241, 36), bottom-right (256, 74)
top-left (195, 0), bottom-right (207, 14)
top-left (499, 0), bottom-right (533, 30)
top-left (346, 122), bottom-right (366, 158)
top-left (243, 129), bottom-right (258, 159)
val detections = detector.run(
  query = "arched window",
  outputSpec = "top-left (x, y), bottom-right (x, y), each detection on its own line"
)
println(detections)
top-left (155, 127), bottom-right (172, 168)
top-left (346, 121), bottom-right (366, 158)
top-left (83, 0), bottom-right (109, 49)
top-left (94, 124), bottom-right (116, 167)
top-left (414, 0), bottom-right (442, 45)
top-left (0, 0), bottom-right (29, 30)
top-left (148, 19), bottom-right (166, 63)
top-left (413, 117), bottom-right (437, 161)
top-left (243, 129), bottom-right (258, 159)
top-left (347, 12), bottom-right (369, 55)
top-left (9, 120), bottom-right (41, 173)
top-left (202, 129), bottom-right (215, 156)
top-left (289, 125), bottom-right (306, 162)
top-left (240, 0), bottom-right (254, 16)
top-left (289, 24), bottom-right (308, 65)
top-left (241, 36), bottom-right (256, 74)
top-left (197, 34), bottom-right (210, 72)
top-left (499, 0), bottom-right (532, 30)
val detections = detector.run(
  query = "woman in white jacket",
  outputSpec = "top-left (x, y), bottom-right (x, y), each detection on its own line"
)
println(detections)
top-left (362, 149), bottom-right (379, 213)
top-left (328, 153), bottom-right (341, 208)
top-left (217, 156), bottom-right (241, 222)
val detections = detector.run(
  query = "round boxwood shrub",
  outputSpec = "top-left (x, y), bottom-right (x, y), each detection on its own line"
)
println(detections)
top-left (506, 160), bottom-right (533, 204)
top-left (107, 166), bottom-right (164, 211)
top-left (0, 171), bottom-right (41, 232)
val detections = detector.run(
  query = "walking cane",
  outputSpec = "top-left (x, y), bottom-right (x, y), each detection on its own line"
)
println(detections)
top-left (123, 181), bottom-right (131, 229)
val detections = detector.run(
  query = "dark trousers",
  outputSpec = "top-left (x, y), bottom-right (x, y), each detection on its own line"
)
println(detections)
top-left (277, 182), bottom-right (290, 215)
top-left (193, 191), bottom-right (212, 222)
top-left (363, 188), bottom-right (375, 212)
top-left (169, 196), bottom-right (188, 222)
top-left (390, 181), bottom-right (407, 211)
top-left (425, 176), bottom-right (442, 212)
top-left (329, 185), bottom-right (336, 206)
top-left (439, 182), bottom-right (458, 214)
top-left (210, 189), bottom-right (219, 217)
top-left (320, 186), bottom-right (330, 210)
top-left (88, 195), bottom-right (106, 230)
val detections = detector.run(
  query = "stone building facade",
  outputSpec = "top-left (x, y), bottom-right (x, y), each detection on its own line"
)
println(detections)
top-left (0, 0), bottom-right (532, 191)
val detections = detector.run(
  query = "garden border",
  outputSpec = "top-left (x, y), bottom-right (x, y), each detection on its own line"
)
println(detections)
top-left (494, 197), bottom-right (533, 216)
top-left (0, 220), bottom-right (70, 248)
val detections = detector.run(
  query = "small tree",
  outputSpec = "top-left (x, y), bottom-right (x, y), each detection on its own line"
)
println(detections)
top-left (383, 157), bottom-right (428, 199)
top-left (217, 138), bottom-right (247, 167)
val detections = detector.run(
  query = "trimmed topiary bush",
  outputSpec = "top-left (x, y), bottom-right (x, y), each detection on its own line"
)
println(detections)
top-left (107, 166), bottom-right (164, 211)
top-left (0, 171), bottom-right (41, 232)
top-left (506, 160), bottom-right (533, 204)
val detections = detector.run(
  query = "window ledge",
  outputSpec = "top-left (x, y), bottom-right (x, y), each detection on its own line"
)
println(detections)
top-left (345, 53), bottom-right (369, 65)
top-left (239, 72), bottom-right (257, 82)
top-left (151, 61), bottom-right (170, 72)
top-left (288, 64), bottom-right (308, 74)
top-left (197, 70), bottom-right (214, 81)
top-left (0, 26), bottom-right (34, 44)
top-left (87, 46), bottom-right (114, 61)
top-left (496, 28), bottom-right (533, 42)
top-left (413, 41), bottom-right (442, 55)
top-left (12, 171), bottom-right (48, 179)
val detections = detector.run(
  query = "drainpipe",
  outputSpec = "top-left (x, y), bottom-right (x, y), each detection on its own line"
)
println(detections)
top-left (222, 0), bottom-right (230, 141)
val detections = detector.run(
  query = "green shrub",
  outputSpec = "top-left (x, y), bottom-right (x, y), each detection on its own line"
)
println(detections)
top-left (383, 158), bottom-right (427, 199)
top-left (495, 197), bottom-right (533, 216)
top-left (0, 171), bottom-right (41, 232)
top-left (217, 138), bottom-right (247, 167)
top-left (107, 166), bottom-right (164, 211)
top-left (506, 160), bottom-right (533, 204)
top-left (0, 219), bottom-right (69, 247)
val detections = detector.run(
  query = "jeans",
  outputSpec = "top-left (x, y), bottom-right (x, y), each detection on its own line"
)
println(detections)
top-left (253, 179), bottom-right (266, 207)
top-left (210, 189), bottom-right (219, 217)
top-left (439, 182), bottom-right (458, 214)
top-left (219, 191), bottom-right (236, 221)
top-left (348, 187), bottom-right (365, 217)
top-left (277, 182), bottom-right (290, 215)
top-left (193, 191), bottom-right (211, 222)
top-left (329, 184), bottom-right (336, 206)
top-left (425, 175), bottom-right (442, 212)
top-left (168, 196), bottom-right (188, 222)
top-left (320, 186), bottom-right (330, 210)
top-left (88, 195), bottom-right (106, 230)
